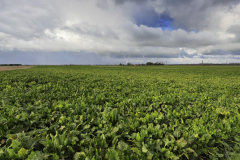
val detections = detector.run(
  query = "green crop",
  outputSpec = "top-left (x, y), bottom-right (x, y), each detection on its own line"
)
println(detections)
top-left (0, 65), bottom-right (240, 159)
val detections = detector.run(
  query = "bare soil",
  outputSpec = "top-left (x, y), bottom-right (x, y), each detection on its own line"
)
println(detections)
top-left (0, 66), bottom-right (35, 71)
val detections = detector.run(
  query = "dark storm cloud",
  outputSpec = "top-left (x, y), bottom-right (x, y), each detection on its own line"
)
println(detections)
top-left (133, 6), bottom-right (160, 27)
top-left (154, 0), bottom-right (240, 31)
top-left (114, 0), bottom-right (147, 5)
top-left (202, 49), bottom-right (231, 55)
top-left (133, 6), bottom-right (173, 29)
top-left (229, 51), bottom-right (240, 55)
top-left (200, 49), bottom-right (240, 58)
top-left (115, 0), bottom-right (239, 6)
top-left (211, 0), bottom-right (240, 5)
top-left (115, 0), bottom-right (240, 32)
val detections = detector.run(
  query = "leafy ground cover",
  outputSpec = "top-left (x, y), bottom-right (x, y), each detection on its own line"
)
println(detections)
top-left (0, 65), bottom-right (240, 160)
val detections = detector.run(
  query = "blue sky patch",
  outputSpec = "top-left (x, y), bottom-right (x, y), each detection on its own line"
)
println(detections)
top-left (193, 30), bottom-right (197, 33)
top-left (134, 8), bottom-right (175, 30)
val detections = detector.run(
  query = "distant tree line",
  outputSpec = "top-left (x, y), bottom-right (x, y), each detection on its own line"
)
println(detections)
top-left (0, 64), bottom-right (22, 66)
top-left (146, 62), bottom-right (164, 65)
top-left (229, 63), bottom-right (240, 65)
top-left (119, 62), bottom-right (164, 66)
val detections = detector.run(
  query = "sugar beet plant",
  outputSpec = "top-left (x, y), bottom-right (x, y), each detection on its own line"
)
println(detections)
top-left (0, 65), bottom-right (240, 159)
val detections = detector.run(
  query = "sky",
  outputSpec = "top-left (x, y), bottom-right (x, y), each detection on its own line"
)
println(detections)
top-left (1, 0), bottom-right (240, 65)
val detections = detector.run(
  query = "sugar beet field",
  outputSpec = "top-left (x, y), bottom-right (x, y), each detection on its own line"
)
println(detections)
top-left (1, 65), bottom-right (240, 160)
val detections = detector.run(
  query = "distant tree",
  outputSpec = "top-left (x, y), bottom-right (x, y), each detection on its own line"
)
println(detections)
top-left (127, 63), bottom-right (132, 66)
top-left (154, 62), bottom-right (164, 65)
top-left (146, 62), bottom-right (153, 65)
top-left (119, 63), bottom-right (122, 66)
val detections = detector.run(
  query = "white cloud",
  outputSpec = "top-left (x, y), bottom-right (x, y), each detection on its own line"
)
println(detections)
top-left (0, 0), bottom-right (240, 64)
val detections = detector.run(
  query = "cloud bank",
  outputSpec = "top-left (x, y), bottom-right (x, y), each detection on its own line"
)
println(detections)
top-left (0, 0), bottom-right (240, 64)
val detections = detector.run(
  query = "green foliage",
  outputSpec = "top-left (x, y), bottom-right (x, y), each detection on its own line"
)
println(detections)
top-left (1, 65), bottom-right (240, 159)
